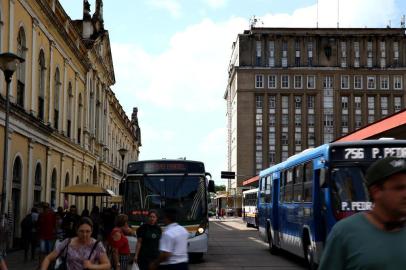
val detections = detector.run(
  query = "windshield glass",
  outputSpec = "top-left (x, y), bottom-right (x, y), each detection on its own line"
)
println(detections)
top-left (330, 166), bottom-right (371, 214)
top-left (124, 175), bottom-right (207, 225)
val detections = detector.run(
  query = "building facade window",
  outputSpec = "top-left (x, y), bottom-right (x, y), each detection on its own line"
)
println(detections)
top-left (307, 75), bottom-right (315, 89)
top-left (380, 76), bottom-right (389, 89)
top-left (340, 41), bottom-right (347, 67)
top-left (281, 75), bottom-right (289, 88)
top-left (268, 41), bottom-right (275, 67)
top-left (17, 27), bottom-right (26, 108)
top-left (394, 96), bottom-right (402, 112)
top-left (282, 41), bottom-right (288, 67)
top-left (38, 50), bottom-right (46, 120)
top-left (255, 95), bottom-right (263, 172)
top-left (268, 75), bottom-right (277, 88)
top-left (367, 41), bottom-right (373, 68)
top-left (54, 68), bottom-right (61, 130)
top-left (394, 75), bottom-right (402, 90)
top-left (307, 41), bottom-right (313, 66)
top-left (354, 75), bottom-right (362, 89)
top-left (294, 75), bottom-right (302, 89)
top-left (34, 164), bottom-right (42, 205)
top-left (367, 96), bottom-right (375, 123)
top-left (255, 74), bottom-right (264, 88)
top-left (295, 40), bottom-right (301, 67)
top-left (367, 76), bottom-right (376, 89)
top-left (394, 41), bottom-right (399, 66)
top-left (381, 96), bottom-right (388, 117)
top-left (323, 76), bottom-right (333, 89)
top-left (354, 41), bottom-right (360, 67)
top-left (341, 75), bottom-right (349, 89)
top-left (256, 40), bottom-right (262, 66)
top-left (380, 41), bottom-right (386, 68)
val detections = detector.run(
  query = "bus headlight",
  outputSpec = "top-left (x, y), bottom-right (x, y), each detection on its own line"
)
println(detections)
top-left (195, 222), bottom-right (208, 236)
top-left (197, 227), bottom-right (205, 234)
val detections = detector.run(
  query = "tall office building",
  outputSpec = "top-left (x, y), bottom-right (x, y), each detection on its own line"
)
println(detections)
top-left (225, 27), bottom-right (406, 195)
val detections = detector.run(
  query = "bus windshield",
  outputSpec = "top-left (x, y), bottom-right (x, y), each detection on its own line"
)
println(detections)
top-left (124, 175), bottom-right (207, 225)
top-left (330, 166), bottom-right (371, 215)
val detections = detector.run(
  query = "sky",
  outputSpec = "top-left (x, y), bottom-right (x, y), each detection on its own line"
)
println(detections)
top-left (59, 0), bottom-right (406, 185)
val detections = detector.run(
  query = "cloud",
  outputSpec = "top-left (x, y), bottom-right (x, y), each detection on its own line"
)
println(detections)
top-left (148, 0), bottom-right (181, 18)
top-left (258, 0), bottom-right (397, 28)
top-left (111, 17), bottom-right (247, 113)
top-left (199, 127), bottom-right (226, 154)
top-left (204, 0), bottom-right (228, 9)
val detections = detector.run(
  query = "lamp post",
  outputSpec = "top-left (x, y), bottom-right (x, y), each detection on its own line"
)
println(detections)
top-left (0, 53), bottom-right (24, 222)
top-left (118, 148), bottom-right (128, 176)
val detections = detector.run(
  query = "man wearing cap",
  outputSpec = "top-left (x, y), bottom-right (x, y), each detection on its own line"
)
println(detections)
top-left (319, 156), bottom-right (406, 270)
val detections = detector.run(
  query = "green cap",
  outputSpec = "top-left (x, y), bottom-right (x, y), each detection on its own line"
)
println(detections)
top-left (365, 157), bottom-right (406, 187)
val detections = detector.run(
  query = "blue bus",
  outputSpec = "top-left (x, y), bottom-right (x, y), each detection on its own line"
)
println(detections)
top-left (257, 139), bottom-right (406, 269)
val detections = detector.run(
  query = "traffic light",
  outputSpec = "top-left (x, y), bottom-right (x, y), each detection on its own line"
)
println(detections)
top-left (221, 171), bottom-right (235, 179)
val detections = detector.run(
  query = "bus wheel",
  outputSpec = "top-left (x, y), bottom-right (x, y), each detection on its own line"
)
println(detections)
top-left (268, 231), bottom-right (279, 255)
top-left (304, 242), bottom-right (317, 270)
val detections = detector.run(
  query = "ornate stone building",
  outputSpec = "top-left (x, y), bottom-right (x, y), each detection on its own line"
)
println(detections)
top-left (0, 0), bottom-right (141, 239)
top-left (225, 27), bottom-right (406, 193)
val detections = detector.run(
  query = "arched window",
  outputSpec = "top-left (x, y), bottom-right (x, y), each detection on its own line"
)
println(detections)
top-left (34, 163), bottom-right (42, 204)
top-left (38, 50), bottom-right (46, 120)
top-left (78, 93), bottom-right (83, 144)
top-left (54, 68), bottom-right (61, 129)
top-left (65, 172), bottom-right (70, 187)
top-left (76, 175), bottom-right (79, 184)
top-left (16, 27), bottom-right (26, 108)
top-left (51, 169), bottom-right (57, 208)
top-left (67, 82), bottom-right (73, 138)
top-left (92, 166), bottom-right (97, 185)
top-left (12, 157), bottom-right (22, 183)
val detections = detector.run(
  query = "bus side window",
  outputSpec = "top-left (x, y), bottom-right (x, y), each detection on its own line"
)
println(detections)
top-left (280, 172), bottom-right (285, 202)
top-left (285, 169), bottom-right (293, 203)
top-left (293, 165), bottom-right (304, 202)
top-left (265, 176), bottom-right (272, 203)
top-left (260, 177), bottom-right (266, 203)
top-left (304, 161), bottom-right (313, 202)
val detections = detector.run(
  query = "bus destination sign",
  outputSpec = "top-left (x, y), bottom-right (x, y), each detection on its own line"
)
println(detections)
top-left (127, 161), bottom-right (205, 174)
top-left (331, 145), bottom-right (406, 161)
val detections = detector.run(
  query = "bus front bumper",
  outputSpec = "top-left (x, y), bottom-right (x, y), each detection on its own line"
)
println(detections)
top-left (188, 231), bottom-right (208, 253)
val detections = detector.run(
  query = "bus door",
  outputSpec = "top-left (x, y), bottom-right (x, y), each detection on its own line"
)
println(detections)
top-left (258, 176), bottom-right (267, 241)
top-left (279, 168), bottom-right (302, 255)
top-left (270, 175), bottom-right (280, 245)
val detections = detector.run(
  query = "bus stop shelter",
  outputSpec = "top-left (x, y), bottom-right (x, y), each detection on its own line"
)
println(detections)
top-left (61, 183), bottom-right (115, 209)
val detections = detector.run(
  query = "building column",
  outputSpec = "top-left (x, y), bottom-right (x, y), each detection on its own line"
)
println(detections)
top-left (30, 18), bottom-right (39, 115)
top-left (48, 41), bottom-right (55, 126)
top-left (45, 147), bottom-right (51, 203)
top-left (26, 140), bottom-right (34, 211)
top-left (73, 73), bottom-right (79, 143)
top-left (4, 130), bottom-right (13, 214)
top-left (62, 59), bottom-right (68, 134)
top-left (59, 154), bottom-right (65, 207)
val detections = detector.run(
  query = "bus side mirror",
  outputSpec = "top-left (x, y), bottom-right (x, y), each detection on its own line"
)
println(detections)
top-left (208, 180), bottom-right (215, 193)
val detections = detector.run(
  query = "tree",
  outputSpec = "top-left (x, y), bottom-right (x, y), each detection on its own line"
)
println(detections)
top-left (215, 185), bottom-right (226, 192)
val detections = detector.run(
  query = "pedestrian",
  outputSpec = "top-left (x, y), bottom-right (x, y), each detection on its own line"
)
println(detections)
top-left (62, 205), bottom-right (80, 239)
top-left (318, 156), bottom-right (406, 270)
top-left (40, 217), bottom-right (111, 270)
top-left (108, 214), bottom-right (132, 270)
top-left (150, 208), bottom-right (188, 270)
top-left (20, 207), bottom-right (39, 261)
top-left (0, 215), bottom-right (10, 270)
top-left (37, 202), bottom-right (56, 267)
top-left (90, 206), bottom-right (102, 240)
top-left (134, 210), bottom-right (161, 270)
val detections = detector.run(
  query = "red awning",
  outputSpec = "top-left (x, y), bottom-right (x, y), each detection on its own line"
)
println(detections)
top-left (335, 109), bottom-right (406, 142)
top-left (243, 175), bottom-right (259, 186)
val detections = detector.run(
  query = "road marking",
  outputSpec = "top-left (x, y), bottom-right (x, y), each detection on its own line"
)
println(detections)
top-left (212, 221), bottom-right (233, 231)
top-left (248, 236), bottom-right (268, 247)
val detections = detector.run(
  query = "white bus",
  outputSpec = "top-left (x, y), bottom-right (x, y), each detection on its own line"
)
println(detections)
top-left (242, 188), bottom-right (258, 228)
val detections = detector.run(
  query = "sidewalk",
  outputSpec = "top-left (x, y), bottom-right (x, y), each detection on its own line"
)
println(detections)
top-left (5, 249), bottom-right (38, 270)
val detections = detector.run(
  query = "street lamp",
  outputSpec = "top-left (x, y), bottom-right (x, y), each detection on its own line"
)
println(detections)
top-left (0, 53), bottom-right (24, 222)
top-left (118, 148), bottom-right (128, 176)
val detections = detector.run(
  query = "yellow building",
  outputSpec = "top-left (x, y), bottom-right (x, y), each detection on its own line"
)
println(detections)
top-left (0, 0), bottom-right (141, 240)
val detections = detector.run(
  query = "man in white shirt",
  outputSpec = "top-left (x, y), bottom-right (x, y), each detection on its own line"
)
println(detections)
top-left (151, 208), bottom-right (189, 270)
